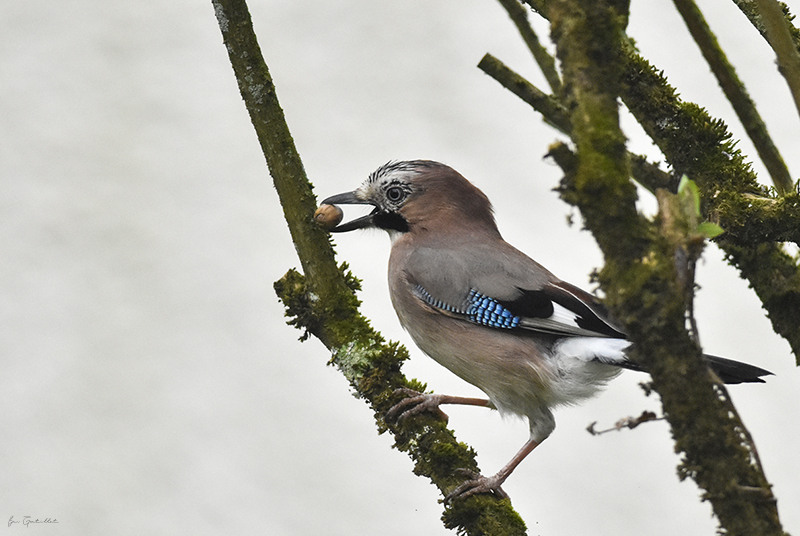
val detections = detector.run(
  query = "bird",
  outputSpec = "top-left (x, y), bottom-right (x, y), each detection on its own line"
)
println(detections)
top-left (320, 159), bottom-right (771, 502)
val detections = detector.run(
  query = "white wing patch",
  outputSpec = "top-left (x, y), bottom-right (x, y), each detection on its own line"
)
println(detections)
top-left (550, 302), bottom-right (583, 329)
top-left (554, 337), bottom-right (632, 364)
top-left (518, 302), bottom-right (611, 338)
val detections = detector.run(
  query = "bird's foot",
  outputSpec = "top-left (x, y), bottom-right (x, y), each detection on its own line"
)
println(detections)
top-left (386, 388), bottom-right (450, 423)
top-left (443, 469), bottom-right (509, 504)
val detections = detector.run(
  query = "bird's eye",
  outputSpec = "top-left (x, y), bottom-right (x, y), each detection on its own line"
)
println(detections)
top-left (385, 186), bottom-right (405, 203)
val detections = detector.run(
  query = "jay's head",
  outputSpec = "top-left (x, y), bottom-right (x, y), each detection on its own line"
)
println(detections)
top-left (322, 160), bottom-right (498, 236)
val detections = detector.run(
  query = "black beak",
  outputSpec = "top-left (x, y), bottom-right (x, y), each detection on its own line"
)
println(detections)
top-left (321, 191), bottom-right (378, 232)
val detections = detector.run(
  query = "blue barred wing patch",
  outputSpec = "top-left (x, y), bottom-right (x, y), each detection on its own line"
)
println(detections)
top-left (415, 286), bottom-right (520, 329)
top-left (466, 289), bottom-right (521, 328)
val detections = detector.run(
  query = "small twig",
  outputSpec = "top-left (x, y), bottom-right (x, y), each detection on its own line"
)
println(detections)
top-left (586, 410), bottom-right (664, 436)
top-left (716, 383), bottom-right (768, 477)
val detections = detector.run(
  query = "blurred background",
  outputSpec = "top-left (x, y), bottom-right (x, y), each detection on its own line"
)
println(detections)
top-left (2, 1), bottom-right (798, 534)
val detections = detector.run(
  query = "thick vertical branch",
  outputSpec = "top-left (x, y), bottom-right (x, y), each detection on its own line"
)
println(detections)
top-left (546, 1), bottom-right (785, 534)
top-left (548, 0), bottom-right (648, 258)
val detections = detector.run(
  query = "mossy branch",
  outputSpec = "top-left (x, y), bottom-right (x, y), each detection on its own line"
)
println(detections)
top-left (211, 0), bottom-right (353, 350)
top-left (539, 1), bottom-right (785, 533)
top-left (716, 190), bottom-right (800, 244)
top-left (477, 52), bottom-right (676, 192)
top-left (478, 49), bottom-right (800, 243)
top-left (618, 39), bottom-right (800, 361)
top-left (478, 53), bottom-right (571, 133)
top-left (731, 0), bottom-right (800, 47)
top-left (672, 0), bottom-right (793, 193)
top-left (521, 0), bottom-right (800, 360)
top-left (211, 0), bottom-right (528, 533)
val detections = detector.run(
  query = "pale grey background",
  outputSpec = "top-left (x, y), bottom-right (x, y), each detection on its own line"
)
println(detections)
top-left (2, 1), bottom-right (798, 534)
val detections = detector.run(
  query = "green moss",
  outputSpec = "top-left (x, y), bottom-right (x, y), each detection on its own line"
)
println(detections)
top-left (544, 2), bottom-right (786, 533)
top-left (274, 265), bottom-right (525, 532)
top-left (619, 37), bottom-right (800, 361)
top-left (443, 496), bottom-right (527, 536)
top-left (273, 268), bottom-right (318, 342)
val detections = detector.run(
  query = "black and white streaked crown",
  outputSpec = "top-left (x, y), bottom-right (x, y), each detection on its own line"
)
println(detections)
top-left (367, 160), bottom-right (439, 184)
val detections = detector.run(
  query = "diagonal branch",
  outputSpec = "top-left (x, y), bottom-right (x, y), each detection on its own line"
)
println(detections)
top-left (478, 52), bottom-right (677, 192)
top-left (731, 0), bottom-right (800, 49)
top-left (211, 0), bottom-right (528, 534)
top-left (478, 53), bottom-right (570, 132)
top-left (673, 0), bottom-right (793, 193)
top-left (753, 0), bottom-right (800, 123)
top-left (495, 0), bottom-right (562, 94)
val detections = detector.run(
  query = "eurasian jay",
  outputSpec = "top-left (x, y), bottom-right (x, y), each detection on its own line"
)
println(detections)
top-left (320, 160), bottom-right (770, 502)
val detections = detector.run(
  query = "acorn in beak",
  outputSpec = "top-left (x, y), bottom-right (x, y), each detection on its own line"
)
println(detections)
top-left (317, 191), bottom-right (378, 232)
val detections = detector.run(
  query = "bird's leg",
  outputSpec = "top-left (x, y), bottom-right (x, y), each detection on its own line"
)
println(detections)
top-left (386, 387), bottom-right (491, 423)
top-left (444, 437), bottom-right (541, 504)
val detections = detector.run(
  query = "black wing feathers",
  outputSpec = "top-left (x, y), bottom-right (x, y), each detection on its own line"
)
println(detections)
top-left (494, 282), bottom-right (626, 339)
top-left (544, 282), bottom-right (626, 338)
top-left (495, 289), bottom-right (554, 320)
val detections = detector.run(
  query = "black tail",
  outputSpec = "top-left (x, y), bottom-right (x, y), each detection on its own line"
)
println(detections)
top-left (614, 352), bottom-right (772, 384)
top-left (704, 354), bottom-right (772, 384)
